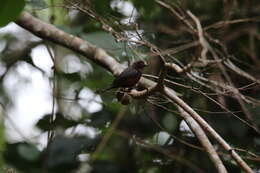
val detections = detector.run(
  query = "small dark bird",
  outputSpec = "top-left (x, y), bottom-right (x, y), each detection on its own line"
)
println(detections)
top-left (101, 60), bottom-right (147, 92)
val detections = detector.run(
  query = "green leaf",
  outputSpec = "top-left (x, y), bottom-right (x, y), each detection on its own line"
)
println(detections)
top-left (27, 0), bottom-right (47, 8)
top-left (82, 32), bottom-right (130, 58)
top-left (132, 0), bottom-right (159, 18)
top-left (93, 0), bottom-right (111, 15)
top-left (18, 143), bottom-right (40, 161)
top-left (91, 160), bottom-right (122, 173)
top-left (4, 142), bottom-right (41, 172)
top-left (36, 113), bottom-right (78, 131)
top-left (89, 110), bottom-right (114, 128)
top-left (162, 113), bottom-right (177, 132)
top-left (59, 72), bottom-right (82, 82)
top-left (0, 0), bottom-right (25, 27)
top-left (45, 135), bottom-right (100, 172)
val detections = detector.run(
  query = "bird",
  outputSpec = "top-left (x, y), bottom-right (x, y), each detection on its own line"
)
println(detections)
top-left (99, 60), bottom-right (147, 92)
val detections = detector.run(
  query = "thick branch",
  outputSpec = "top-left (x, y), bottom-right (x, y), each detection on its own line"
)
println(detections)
top-left (15, 12), bottom-right (123, 76)
top-left (163, 87), bottom-right (253, 173)
top-left (178, 107), bottom-right (227, 173)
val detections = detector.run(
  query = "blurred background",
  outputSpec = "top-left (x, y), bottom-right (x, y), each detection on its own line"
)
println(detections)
top-left (0, 0), bottom-right (260, 172)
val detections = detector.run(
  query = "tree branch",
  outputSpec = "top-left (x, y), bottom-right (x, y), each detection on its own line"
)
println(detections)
top-left (15, 11), bottom-right (253, 173)
top-left (163, 87), bottom-right (253, 173)
top-left (177, 107), bottom-right (227, 173)
top-left (15, 12), bottom-right (123, 76)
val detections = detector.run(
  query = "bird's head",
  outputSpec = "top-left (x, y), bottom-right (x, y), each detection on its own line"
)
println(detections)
top-left (132, 60), bottom-right (147, 71)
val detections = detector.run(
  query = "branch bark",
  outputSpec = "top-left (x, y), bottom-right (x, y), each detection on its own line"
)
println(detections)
top-left (163, 87), bottom-right (253, 173)
top-left (177, 107), bottom-right (227, 173)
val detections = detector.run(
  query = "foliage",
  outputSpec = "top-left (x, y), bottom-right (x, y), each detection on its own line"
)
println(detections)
top-left (0, 0), bottom-right (260, 172)
top-left (0, 0), bottom-right (25, 27)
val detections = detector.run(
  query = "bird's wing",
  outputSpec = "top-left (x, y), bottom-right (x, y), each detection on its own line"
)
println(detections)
top-left (112, 67), bottom-right (140, 87)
